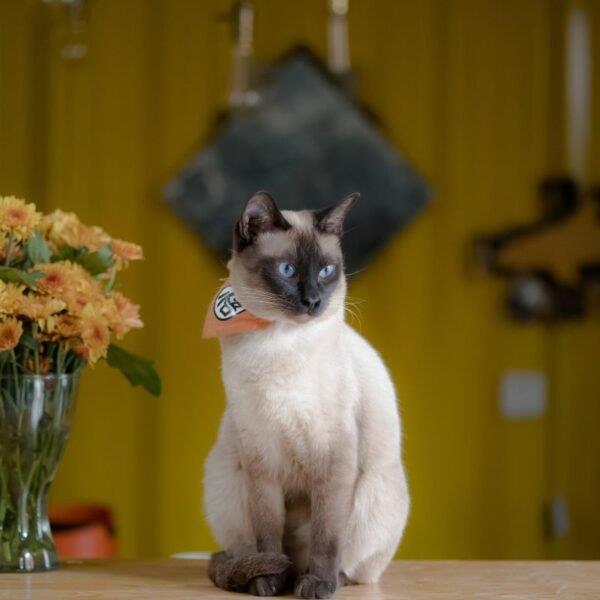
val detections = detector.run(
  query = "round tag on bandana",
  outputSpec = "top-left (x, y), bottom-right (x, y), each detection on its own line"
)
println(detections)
top-left (203, 280), bottom-right (271, 338)
top-left (214, 285), bottom-right (245, 321)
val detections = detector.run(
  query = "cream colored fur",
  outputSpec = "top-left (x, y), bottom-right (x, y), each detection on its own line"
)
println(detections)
top-left (203, 211), bottom-right (409, 585)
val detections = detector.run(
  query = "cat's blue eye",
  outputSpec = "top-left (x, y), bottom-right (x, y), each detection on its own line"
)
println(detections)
top-left (278, 262), bottom-right (296, 278)
top-left (319, 264), bottom-right (335, 279)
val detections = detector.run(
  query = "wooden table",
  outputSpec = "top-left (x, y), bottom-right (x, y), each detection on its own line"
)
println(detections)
top-left (1, 559), bottom-right (599, 599)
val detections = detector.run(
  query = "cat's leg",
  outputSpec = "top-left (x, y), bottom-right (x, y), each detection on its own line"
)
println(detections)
top-left (204, 419), bottom-right (291, 596)
top-left (242, 456), bottom-right (293, 596)
top-left (294, 451), bottom-right (356, 599)
top-left (340, 462), bottom-right (409, 583)
top-left (283, 498), bottom-right (311, 575)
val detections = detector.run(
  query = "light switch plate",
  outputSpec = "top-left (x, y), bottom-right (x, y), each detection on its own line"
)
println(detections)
top-left (499, 370), bottom-right (547, 420)
top-left (548, 495), bottom-right (570, 538)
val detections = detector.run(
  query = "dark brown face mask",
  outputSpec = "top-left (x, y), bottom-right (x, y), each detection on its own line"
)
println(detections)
top-left (232, 191), bottom-right (358, 318)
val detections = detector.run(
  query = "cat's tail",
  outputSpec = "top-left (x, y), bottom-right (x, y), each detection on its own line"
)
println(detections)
top-left (208, 550), bottom-right (292, 593)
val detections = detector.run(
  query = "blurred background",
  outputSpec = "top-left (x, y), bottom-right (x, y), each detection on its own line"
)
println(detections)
top-left (1, 0), bottom-right (599, 561)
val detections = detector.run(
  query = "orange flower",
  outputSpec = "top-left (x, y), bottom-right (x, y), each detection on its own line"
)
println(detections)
top-left (41, 210), bottom-right (110, 251)
top-left (111, 239), bottom-right (144, 261)
top-left (111, 239), bottom-right (144, 269)
top-left (71, 343), bottom-right (90, 360)
top-left (79, 306), bottom-right (110, 364)
top-left (54, 314), bottom-right (81, 338)
top-left (36, 261), bottom-right (102, 314)
top-left (36, 263), bottom-right (72, 296)
top-left (0, 196), bottom-right (41, 241)
top-left (17, 294), bottom-right (65, 333)
top-left (104, 292), bottom-right (143, 339)
top-left (0, 282), bottom-right (25, 315)
top-left (0, 317), bottom-right (23, 351)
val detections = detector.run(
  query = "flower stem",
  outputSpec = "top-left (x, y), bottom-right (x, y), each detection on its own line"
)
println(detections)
top-left (104, 265), bottom-right (117, 292)
top-left (9, 350), bottom-right (19, 382)
top-left (32, 324), bottom-right (40, 374)
top-left (3, 234), bottom-right (14, 266)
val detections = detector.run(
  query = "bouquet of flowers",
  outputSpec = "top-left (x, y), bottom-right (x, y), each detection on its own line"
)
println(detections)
top-left (0, 196), bottom-right (160, 571)
top-left (0, 195), bottom-right (160, 394)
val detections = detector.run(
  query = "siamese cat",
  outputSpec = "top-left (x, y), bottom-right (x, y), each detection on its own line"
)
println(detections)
top-left (203, 192), bottom-right (409, 598)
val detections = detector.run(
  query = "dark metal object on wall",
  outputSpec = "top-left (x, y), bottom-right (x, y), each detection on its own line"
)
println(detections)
top-left (165, 49), bottom-right (431, 274)
top-left (475, 177), bottom-right (600, 321)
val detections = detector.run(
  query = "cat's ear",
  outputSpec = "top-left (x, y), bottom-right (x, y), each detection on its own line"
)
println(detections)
top-left (316, 192), bottom-right (359, 236)
top-left (234, 191), bottom-right (290, 251)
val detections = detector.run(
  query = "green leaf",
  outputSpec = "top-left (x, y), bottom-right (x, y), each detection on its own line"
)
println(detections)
top-left (0, 266), bottom-right (43, 288)
top-left (106, 343), bottom-right (161, 397)
top-left (76, 244), bottom-right (114, 275)
top-left (25, 231), bottom-right (51, 265)
top-left (52, 244), bottom-right (114, 276)
top-left (18, 329), bottom-right (38, 352)
top-left (52, 246), bottom-right (80, 262)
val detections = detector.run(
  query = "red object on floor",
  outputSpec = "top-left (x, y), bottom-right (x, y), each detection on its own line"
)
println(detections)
top-left (49, 504), bottom-right (118, 559)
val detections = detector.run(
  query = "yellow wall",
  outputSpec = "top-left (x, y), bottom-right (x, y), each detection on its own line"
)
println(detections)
top-left (1, 0), bottom-right (599, 559)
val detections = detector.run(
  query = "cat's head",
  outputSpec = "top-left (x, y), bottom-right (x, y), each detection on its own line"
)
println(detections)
top-left (228, 191), bottom-right (358, 323)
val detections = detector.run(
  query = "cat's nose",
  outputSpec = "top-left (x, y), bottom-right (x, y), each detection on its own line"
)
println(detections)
top-left (300, 292), bottom-right (322, 314)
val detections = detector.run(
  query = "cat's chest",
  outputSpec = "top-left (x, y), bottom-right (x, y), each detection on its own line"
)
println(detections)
top-left (229, 355), bottom-right (329, 435)
top-left (221, 324), bottom-right (333, 398)
top-left (222, 333), bottom-right (346, 472)
top-left (234, 377), bottom-right (335, 481)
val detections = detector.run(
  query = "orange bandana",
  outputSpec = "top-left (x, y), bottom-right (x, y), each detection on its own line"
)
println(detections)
top-left (202, 281), bottom-right (272, 339)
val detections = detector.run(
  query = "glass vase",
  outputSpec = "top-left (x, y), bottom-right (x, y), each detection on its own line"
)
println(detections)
top-left (0, 372), bottom-right (80, 572)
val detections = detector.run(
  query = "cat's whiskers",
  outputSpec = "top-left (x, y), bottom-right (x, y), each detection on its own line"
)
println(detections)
top-left (234, 288), bottom-right (365, 319)
top-left (234, 285), bottom-right (296, 311)
top-left (344, 306), bottom-right (363, 330)
top-left (345, 295), bottom-right (366, 305)
top-left (238, 292), bottom-right (292, 307)
top-left (345, 267), bottom-right (366, 278)
top-left (323, 295), bottom-right (364, 330)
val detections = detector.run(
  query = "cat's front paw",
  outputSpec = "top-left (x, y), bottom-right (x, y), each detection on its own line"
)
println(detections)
top-left (294, 573), bottom-right (338, 599)
top-left (248, 572), bottom-right (288, 596)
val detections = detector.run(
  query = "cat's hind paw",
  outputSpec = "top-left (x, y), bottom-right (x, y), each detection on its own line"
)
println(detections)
top-left (209, 550), bottom-right (292, 593)
top-left (247, 572), bottom-right (288, 596)
top-left (294, 573), bottom-right (338, 599)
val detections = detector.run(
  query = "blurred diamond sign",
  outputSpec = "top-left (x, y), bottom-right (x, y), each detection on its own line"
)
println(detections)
top-left (164, 51), bottom-right (431, 274)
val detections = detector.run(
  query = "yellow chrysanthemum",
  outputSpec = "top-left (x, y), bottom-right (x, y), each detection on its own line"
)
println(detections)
top-left (0, 282), bottom-right (25, 315)
top-left (17, 294), bottom-right (66, 332)
top-left (0, 317), bottom-right (23, 351)
top-left (41, 313), bottom-right (80, 344)
top-left (0, 196), bottom-right (41, 242)
top-left (35, 261), bottom-right (103, 315)
top-left (54, 314), bottom-right (81, 339)
top-left (79, 305), bottom-right (110, 364)
top-left (35, 262), bottom-right (72, 296)
top-left (103, 291), bottom-right (143, 339)
top-left (111, 239), bottom-right (144, 270)
top-left (41, 210), bottom-right (110, 251)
